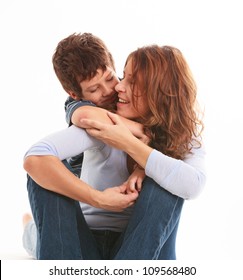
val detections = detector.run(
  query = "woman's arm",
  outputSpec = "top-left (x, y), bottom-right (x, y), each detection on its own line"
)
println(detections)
top-left (24, 125), bottom-right (102, 160)
top-left (24, 155), bottom-right (137, 211)
top-left (23, 125), bottom-right (138, 211)
top-left (81, 112), bottom-right (206, 199)
top-left (24, 155), bottom-right (98, 203)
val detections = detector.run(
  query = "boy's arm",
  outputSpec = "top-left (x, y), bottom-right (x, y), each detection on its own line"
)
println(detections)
top-left (72, 105), bottom-right (148, 142)
top-left (65, 97), bottom-right (96, 126)
top-left (65, 98), bottom-right (148, 141)
top-left (65, 99), bottom-right (148, 191)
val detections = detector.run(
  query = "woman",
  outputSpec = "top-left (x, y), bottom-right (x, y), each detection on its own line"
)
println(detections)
top-left (24, 45), bottom-right (205, 260)
top-left (76, 45), bottom-right (206, 259)
top-left (81, 45), bottom-right (205, 198)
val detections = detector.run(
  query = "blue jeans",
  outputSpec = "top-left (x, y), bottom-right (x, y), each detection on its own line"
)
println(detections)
top-left (25, 161), bottom-right (184, 259)
top-left (112, 177), bottom-right (183, 259)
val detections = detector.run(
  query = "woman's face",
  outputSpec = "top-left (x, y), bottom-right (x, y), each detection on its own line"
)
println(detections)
top-left (115, 59), bottom-right (148, 120)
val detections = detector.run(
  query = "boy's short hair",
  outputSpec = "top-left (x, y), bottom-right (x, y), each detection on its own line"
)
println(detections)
top-left (52, 32), bottom-right (115, 98)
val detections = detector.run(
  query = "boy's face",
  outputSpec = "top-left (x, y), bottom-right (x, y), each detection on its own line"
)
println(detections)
top-left (80, 67), bottom-right (119, 109)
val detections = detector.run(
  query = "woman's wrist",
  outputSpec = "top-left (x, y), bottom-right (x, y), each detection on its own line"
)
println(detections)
top-left (125, 137), bottom-right (153, 168)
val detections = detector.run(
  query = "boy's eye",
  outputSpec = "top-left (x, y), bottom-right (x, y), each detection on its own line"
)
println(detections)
top-left (90, 88), bottom-right (97, 93)
top-left (107, 75), bottom-right (114, 81)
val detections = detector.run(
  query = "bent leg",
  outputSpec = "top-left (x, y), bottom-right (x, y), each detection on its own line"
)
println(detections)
top-left (113, 177), bottom-right (184, 260)
top-left (157, 220), bottom-right (180, 260)
top-left (26, 160), bottom-right (100, 260)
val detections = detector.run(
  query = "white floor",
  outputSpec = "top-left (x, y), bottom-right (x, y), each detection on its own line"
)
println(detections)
top-left (0, 250), bottom-right (32, 260)
top-left (0, 209), bottom-right (33, 260)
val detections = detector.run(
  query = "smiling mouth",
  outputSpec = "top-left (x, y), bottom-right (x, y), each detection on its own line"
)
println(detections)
top-left (118, 98), bottom-right (129, 104)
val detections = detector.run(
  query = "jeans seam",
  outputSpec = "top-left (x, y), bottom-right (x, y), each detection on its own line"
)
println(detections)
top-left (57, 198), bottom-right (64, 258)
top-left (153, 196), bottom-right (181, 259)
top-left (30, 183), bottom-right (41, 259)
top-left (121, 184), bottom-right (154, 244)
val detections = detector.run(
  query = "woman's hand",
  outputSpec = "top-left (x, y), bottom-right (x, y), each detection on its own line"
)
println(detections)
top-left (81, 112), bottom-right (135, 150)
top-left (81, 111), bottom-right (153, 168)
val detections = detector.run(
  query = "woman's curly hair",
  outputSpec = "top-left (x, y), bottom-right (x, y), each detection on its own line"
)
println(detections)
top-left (127, 45), bottom-right (204, 159)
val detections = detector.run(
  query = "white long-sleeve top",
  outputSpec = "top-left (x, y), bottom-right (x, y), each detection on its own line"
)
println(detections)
top-left (24, 125), bottom-right (206, 231)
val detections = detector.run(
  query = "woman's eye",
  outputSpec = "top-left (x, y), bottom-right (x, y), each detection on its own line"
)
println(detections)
top-left (127, 78), bottom-right (134, 85)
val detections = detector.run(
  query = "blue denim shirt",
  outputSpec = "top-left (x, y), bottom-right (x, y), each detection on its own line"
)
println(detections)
top-left (65, 96), bottom-right (96, 126)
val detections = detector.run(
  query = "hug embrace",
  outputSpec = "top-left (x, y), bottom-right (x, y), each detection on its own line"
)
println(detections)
top-left (23, 33), bottom-right (206, 260)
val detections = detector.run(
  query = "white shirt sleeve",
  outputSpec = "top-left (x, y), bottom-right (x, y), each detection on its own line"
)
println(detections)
top-left (24, 125), bottom-right (104, 160)
top-left (145, 142), bottom-right (206, 200)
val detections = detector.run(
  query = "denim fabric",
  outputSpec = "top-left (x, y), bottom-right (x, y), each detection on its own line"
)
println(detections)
top-left (91, 230), bottom-right (121, 260)
top-left (25, 163), bottom-right (183, 259)
top-left (26, 160), bottom-right (101, 260)
top-left (112, 177), bottom-right (184, 260)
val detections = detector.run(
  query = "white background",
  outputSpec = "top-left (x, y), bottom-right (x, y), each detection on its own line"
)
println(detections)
top-left (0, 0), bottom-right (242, 261)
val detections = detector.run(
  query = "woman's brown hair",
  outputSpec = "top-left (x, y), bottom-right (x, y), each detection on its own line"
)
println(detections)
top-left (127, 45), bottom-right (204, 159)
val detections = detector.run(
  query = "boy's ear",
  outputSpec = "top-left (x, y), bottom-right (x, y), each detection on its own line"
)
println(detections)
top-left (67, 91), bottom-right (79, 100)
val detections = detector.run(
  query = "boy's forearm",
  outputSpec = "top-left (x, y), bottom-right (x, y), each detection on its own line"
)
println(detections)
top-left (71, 106), bottom-right (145, 138)
top-left (71, 106), bottom-right (113, 127)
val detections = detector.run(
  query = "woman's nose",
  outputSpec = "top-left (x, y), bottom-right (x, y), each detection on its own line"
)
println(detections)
top-left (115, 81), bottom-right (125, 93)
